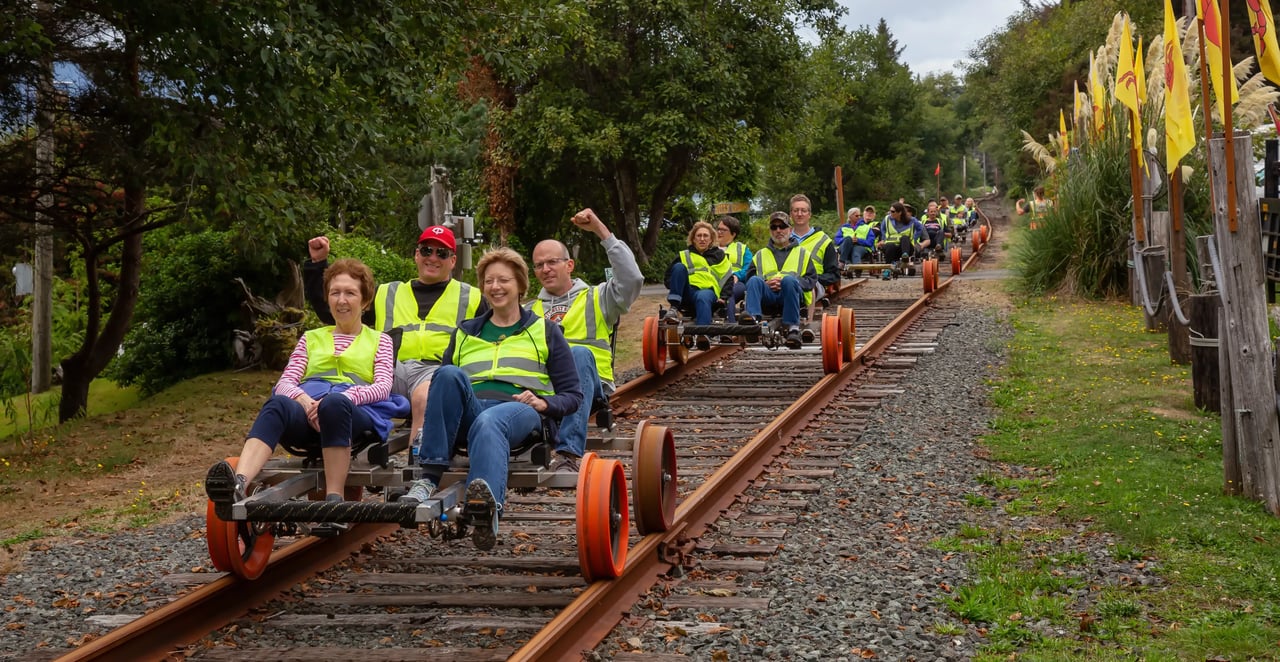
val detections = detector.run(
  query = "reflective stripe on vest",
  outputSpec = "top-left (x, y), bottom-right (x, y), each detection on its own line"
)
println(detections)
top-left (375, 279), bottom-right (479, 362)
top-left (726, 242), bottom-right (748, 271)
top-left (529, 286), bottom-right (614, 382)
top-left (798, 231), bottom-right (833, 275)
top-left (884, 221), bottom-right (915, 244)
top-left (679, 249), bottom-right (732, 291)
top-left (301, 325), bottom-right (382, 385)
top-left (454, 318), bottom-right (553, 395)
top-left (753, 246), bottom-right (812, 305)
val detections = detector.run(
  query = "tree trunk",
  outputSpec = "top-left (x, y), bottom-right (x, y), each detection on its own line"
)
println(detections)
top-left (59, 189), bottom-right (145, 422)
top-left (642, 147), bottom-right (691, 260)
top-left (610, 158), bottom-right (646, 264)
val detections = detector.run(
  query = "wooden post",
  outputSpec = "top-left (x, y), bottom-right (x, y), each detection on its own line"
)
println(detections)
top-left (1169, 169), bottom-right (1192, 364)
top-left (1209, 131), bottom-right (1280, 510)
top-left (1190, 293), bottom-right (1222, 412)
top-left (1198, 234), bottom-right (1240, 494)
top-left (1144, 212), bottom-right (1171, 332)
top-left (834, 166), bottom-right (845, 228)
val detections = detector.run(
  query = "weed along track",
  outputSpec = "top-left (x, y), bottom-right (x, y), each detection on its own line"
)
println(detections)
top-left (50, 227), bottom-right (995, 661)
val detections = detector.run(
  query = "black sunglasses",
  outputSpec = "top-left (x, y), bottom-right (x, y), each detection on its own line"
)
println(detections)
top-left (417, 245), bottom-right (453, 259)
top-left (769, 224), bottom-right (788, 230)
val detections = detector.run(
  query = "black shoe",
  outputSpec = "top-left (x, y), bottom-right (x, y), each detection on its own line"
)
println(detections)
top-left (695, 335), bottom-right (711, 350)
top-left (663, 307), bottom-right (682, 325)
top-left (785, 328), bottom-right (802, 350)
top-left (801, 327), bottom-right (815, 343)
top-left (594, 402), bottom-right (614, 431)
top-left (465, 479), bottom-right (500, 551)
top-left (739, 313), bottom-right (757, 325)
top-left (205, 460), bottom-right (246, 504)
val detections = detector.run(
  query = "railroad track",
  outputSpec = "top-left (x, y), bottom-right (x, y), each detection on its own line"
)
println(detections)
top-left (57, 219), bottom-right (995, 662)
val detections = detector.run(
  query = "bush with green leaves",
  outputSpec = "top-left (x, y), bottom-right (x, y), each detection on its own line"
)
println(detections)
top-left (110, 227), bottom-right (282, 395)
top-left (326, 233), bottom-right (416, 285)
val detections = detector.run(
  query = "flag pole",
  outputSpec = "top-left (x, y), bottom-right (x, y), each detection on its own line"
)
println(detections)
top-left (1197, 12), bottom-right (1218, 214)
top-left (834, 166), bottom-right (845, 225)
top-left (1129, 109), bottom-right (1146, 244)
top-left (1219, 0), bottom-right (1237, 232)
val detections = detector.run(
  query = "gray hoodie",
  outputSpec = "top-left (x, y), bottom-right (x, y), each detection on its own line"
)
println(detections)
top-left (528, 234), bottom-right (644, 390)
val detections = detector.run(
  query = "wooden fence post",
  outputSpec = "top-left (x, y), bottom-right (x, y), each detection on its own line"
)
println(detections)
top-left (1209, 131), bottom-right (1280, 510)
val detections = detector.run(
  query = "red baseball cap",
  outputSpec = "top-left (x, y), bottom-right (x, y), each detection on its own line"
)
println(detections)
top-left (417, 225), bottom-right (456, 251)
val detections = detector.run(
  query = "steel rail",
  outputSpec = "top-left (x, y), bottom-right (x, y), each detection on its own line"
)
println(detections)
top-left (55, 523), bottom-right (395, 662)
top-left (511, 281), bottom-right (951, 660)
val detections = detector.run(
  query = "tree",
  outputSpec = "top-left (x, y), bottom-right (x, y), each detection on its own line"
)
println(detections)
top-left (0, 1), bottom-right (474, 421)
top-left (490, 0), bottom-right (841, 264)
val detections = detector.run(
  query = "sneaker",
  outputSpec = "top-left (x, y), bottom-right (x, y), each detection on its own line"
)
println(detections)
top-left (549, 452), bottom-right (581, 473)
top-left (401, 478), bottom-right (437, 504)
top-left (594, 402), bottom-right (614, 431)
top-left (465, 478), bottom-right (500, 551)
top-left (784, 328), bottom-right (803, 350)
top-left (695, 335), bottom-right (711, 350)
top-left (738, 313), bottom-right (757, 325)
top-left (205, 460), bottom-right (247, 504)
top-left (801, 327), bottom-right (815, 343)
top-left (663, 307), bottom-right (682, 325)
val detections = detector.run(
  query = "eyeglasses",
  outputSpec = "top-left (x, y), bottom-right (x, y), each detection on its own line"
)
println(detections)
top-left (769, 224), bottom-right (788, 230)
top-left (716, 228), bottom-right (729, 234)
top-left (417, 245), bottom-right (453, 259)
top-left (533, 257), bottom-right (569, 270)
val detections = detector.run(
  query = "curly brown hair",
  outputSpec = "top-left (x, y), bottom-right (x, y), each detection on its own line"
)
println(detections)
top-left (324, 258), bottom-right (376, 310)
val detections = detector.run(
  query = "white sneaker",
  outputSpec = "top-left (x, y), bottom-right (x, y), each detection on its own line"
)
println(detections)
top-left (402, 478), bottom-right (437, 504)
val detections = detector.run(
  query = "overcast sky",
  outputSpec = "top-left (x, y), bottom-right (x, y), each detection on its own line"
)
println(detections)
top-left (835, 0), bottom-right (1029, 77)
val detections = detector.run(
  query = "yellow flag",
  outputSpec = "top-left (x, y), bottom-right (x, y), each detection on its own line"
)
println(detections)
top-left (1114, 16), bottom-right (1140, 115)
top-left (1060, 109), bottom-right (1070, 155)
top-left (1165, 0), bottom-right (1196, 171)
top-left (1246, 0), bottom-right (1280, 85)
top-left (1198, 0), bottom-right (1240, 120)
top-left (1089, 52), bottom-right (1106, 133)
top-left (1135, 37), bottom-right (1147, 105)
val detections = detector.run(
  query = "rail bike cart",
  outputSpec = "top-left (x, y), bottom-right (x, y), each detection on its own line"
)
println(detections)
top-left (640, 302), bottom-right (856, 376)
top-left (204, 414), bottom-right (679, 583)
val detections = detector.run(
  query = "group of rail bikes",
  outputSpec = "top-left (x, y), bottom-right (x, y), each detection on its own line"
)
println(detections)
top-left (203, 216), bottom-right (991, 586)
top-left (642, 222), bottom-right (991, 377)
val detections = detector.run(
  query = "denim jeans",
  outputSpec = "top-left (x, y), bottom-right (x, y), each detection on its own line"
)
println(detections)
top-left (667, 262), bottom-right (718, 325)
top-left (247, 393), bottom-right (375, 450)
top-left (838, 239), bottom-right (855, 266)
top-left (724, 279), bottom-right (746, 323)
top-left (850, 244), bottom-right (873, 264)
top-left (417, 365), bottom-right (542, 508)
top-left (745, 275), bottom-right (802, 327)
top-left (557, 345), bottom-right (604, 458)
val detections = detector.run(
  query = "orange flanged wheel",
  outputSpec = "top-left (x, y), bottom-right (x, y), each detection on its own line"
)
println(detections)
top-left (972, 230), bottom-right (981, 252)
top-left (632, 421), bottom-right (678, 535)
top-left (207, 456), bottom-right (275, 580)
top-left (642, 316), bottom-right (666, 375)
top-left (821, 313), bottom-right (842, 374)
top-left (950, 247), bottom-right (962, 276)
top-left (980, 225), bottom-right (990, 243)
top-left (576, 453), bottom-right (629, 581)
top-left (922, 259), bottom-right (936, 293)
top-left (838, 306), bottom-right (855, 362)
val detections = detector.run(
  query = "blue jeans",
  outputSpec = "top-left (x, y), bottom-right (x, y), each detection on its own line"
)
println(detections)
top-left (667, 263), bottom-right (718, 325)
top-left (247, 394), bottom-right (375, 450)
top-left (417, 366), bottom-right (542, 508)
top-left (838, 239), bottom-right (855, 266)
top-left (745, 275), bottom-right (802, 327)
top-left (557, 345), bottom-right (604, 458)
top-left (850, 244), bottom-right (873, 264)
top-left (724, 279), bottom-right (746, 323)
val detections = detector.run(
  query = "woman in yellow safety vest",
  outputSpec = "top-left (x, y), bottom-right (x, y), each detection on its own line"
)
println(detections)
top-left (663, 221), bottom-right (732, 329)
top-left (207, 258), bottom-right (407, 505)
top-left (403, 247), bottom-right (582, 550)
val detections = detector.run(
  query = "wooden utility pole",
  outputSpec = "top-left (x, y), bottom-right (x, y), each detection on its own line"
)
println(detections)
top-left (833, 166), bottom-right (845, 225)
top-left (1168, 168), bottom-right (1192, 364)
top-left (31, 0), bottom-right (54, 394)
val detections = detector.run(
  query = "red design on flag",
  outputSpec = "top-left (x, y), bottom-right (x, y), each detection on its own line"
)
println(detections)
top-left (934, 163), bottom-right (941, 176)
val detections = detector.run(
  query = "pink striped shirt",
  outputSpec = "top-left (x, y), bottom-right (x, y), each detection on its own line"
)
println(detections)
top-left (274, 331), bottom-right (394, 406)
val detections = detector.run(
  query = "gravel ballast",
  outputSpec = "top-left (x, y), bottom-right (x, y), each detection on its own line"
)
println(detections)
top-left (0, 297), bottom-right (1155, 659)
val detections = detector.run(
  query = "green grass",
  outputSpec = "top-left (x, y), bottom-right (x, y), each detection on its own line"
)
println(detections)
top-left (0, 378), bottom-right (140, 441)
top-left (951, 296), bottom-right (1280, 659)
